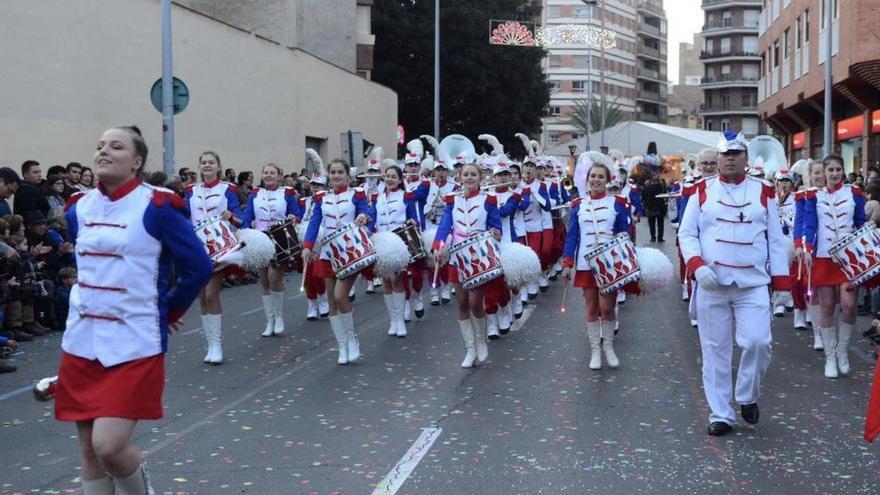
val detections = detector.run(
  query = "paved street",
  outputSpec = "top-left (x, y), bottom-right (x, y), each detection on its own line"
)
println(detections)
top-left (1, 220), bottom-right (878, 494)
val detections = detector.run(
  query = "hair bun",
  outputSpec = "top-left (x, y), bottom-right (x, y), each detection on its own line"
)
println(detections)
top-left (127, 125), bottom-right (143, 136)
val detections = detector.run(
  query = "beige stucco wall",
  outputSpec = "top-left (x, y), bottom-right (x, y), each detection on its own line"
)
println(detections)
top-left (0, 0), bottom-right (396, 176)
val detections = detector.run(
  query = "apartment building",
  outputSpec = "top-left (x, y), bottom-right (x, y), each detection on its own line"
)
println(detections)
top-left (668, 33), bottom-right (704, 128)
top-left (757, 0), bottom-right (880, 172)
top-left (699, 0), bottom-right (763, 137)
top-left (541, 0), bottom-right (668, 148)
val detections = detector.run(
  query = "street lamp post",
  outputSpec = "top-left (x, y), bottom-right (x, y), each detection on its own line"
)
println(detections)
top-left (434, 0), bottom-right (440, 140)
top-left (822, 0), bottom-right (832, 157)
top-left (161, 0), bottom-right (175, 175)
top-left (582, 0), bottom-right (597, 151)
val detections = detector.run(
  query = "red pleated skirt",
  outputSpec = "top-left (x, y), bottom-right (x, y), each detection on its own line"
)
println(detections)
top-left (811, 258), bottom-right (848, 287)
top-left (55, 353), bottom-right (164, 422)
top-left (574, 270), bottom-right (599, 288)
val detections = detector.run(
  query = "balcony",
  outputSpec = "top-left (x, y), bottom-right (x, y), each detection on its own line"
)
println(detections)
top-left (637, 0), bottom-right (664, 17)
top-left (699, 50), bottom-right (760, 61)
top-left (702, 0), bottom-right (762, 11)
top-left (637, 67), bottom-right (668, 82)
top-left (699, 103), bottom-right (758, 115)
top-left (638, 23), bottom-right (661, 38)
top-left (700, 75), bottom-right (760, 88)
top-left (702, 20), bottom-right (759, 35)
top-left (638, 45), bottom-right (661, 60)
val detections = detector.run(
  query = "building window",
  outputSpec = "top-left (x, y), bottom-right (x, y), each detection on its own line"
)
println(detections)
top-left (573, 6), bottom-right (593, 18)
top-left (571, 133), bottom-right (580, 140)
top-left (548, 132), bottom-right (562, 144)
top-left (804, 8), bottom-right (810, 42)
top-left (721, 119), bottom-right (731, 132)
top-left (722, 11), bottom-right (732, 27)
top-left (706, 120), bottom-right (714, 131)
top-left (547, 6), bottom-right (561, 17)
top-left (548, 106), bottom-right (561, 116)
top-left (572, 55), bottom-right (590, 68)
top-left (572, 80), bottom-right (590, 93)
top-left (549, 55), bottom-right (562, 68)
top-left (549, 81), bottom-right (561, 93)
top-left (795, 16), bottom-right (802, 48)
top-left (783, 28), bottom-right (790, 59)
top-left (773, 40), bottom-right (780, 67)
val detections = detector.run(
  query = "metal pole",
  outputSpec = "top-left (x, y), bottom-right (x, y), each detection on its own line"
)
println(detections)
top-left (161, 0), bottom-right (175, 175)
top-left (434, 0), bottom-right (440, 139)
top-left (585, 4), bottom-right (592, 151)
top-left (599, 0), bottom-right (606, 148)
top-left (822, 0), bottom-right (832, 157)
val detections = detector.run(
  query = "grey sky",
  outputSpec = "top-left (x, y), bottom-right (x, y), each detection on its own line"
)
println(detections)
top-left (664, 0), bottom-right (703, 84)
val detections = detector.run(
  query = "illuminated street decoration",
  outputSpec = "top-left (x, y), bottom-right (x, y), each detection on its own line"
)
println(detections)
top-left (489, 20), bottom-right (538, 46)
top-left (535, 25), bottom-right (617, 48)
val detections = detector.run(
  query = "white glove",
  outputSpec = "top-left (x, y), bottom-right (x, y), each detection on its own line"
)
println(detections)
top-left (772, 291), bottom-right (793, 307)
top-left (694, 266), bottom-right (719, 292)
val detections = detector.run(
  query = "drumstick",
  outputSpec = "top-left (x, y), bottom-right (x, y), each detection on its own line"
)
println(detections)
top-left (432, 260), bottom-right (441, 289)
top-left (561, 281), bottom-right (569, 313)
top-left (300, 259), bottom-right (308, 293)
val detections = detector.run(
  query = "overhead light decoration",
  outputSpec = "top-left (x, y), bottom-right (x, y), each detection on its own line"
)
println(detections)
top-left (535, 25), bottom-right (617, 48)
top-left (489, 20), bottom-right (538, 46)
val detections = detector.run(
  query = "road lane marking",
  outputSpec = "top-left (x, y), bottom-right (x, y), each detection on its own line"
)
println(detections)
top-left (0, 385), bottom-right (32, 401)
top-left (511, 305), bottom-right (535, 332)
top-left (371, 427), bottom-right (442, 495)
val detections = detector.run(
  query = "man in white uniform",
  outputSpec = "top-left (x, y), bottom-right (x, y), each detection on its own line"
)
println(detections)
top-left (678, 131), bottom-right (792, 436)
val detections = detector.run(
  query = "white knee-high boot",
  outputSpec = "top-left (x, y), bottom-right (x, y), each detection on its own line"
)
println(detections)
top-left (329, 315), bottom-right (348, 365)
top-left (272, 291), bottom-right (285, 335)
top-left (601, 321), bottom-right (619, 368)
top-left (587, 321), bottom-right (602, 370)
top-left (393, 291), bottom-right (407, 337)
top-left (202, 314), bottom-right (223, 364)
top-left (837, 322), bottom-right (853, 375)
top-left (486, 313), bottom-right (499, 340)
top-left (472, 316), bottom-right (489, 362)
top-left (384, 294), bottom-right (396, 336)
top-left (820, 326), bottom-right (838, 378)
top-left (809, 304), bottom-right (823, 350)
top-left (318, 293), bottom-right (330, 318)
top-left (114, 460), bottom-right (154, 495)
top-left (458, 319), bottom-right (477, 368)
top-left (81, 477), bottom-right (114, 495)
top-left (340, 312), bottom-right (360, 362)
top-left (261, 294), bottom-right (275, 337)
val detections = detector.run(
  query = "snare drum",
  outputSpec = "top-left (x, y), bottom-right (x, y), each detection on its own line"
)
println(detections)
top-left (449, 231), bottom-right (503, 290)
top-left (583, 233), bottom-right (641, 295)
top-left (266, 220), bottom-right (302, 268)
top-left (828, 224), bottom-right (880, 287)
top-left (393, 223), bottom-right (426, 263)
top-left (194, 215), bottom-right (243, 264)
top-left (319, 223), bottom-right (377, 279)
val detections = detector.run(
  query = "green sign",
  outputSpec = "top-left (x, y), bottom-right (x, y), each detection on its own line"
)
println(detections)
top-left (150, 77), bottom-right (189, 115)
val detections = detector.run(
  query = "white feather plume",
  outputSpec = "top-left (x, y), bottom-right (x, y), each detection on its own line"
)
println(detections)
top-left (623, 156), bottom-right (642, 174)
top-left (515, 133), bottom-right (534, 158)
top-left (790, 158), bottom-right (810, 179)
top-left (499, 242), bottom-right (541, 289)
top-left (530, 140), bottom-right (544, 157)
top-left (367, 146), bottom-right (384, 165)
top-left (634, 247), bottom-right (673, 295)
top-left (372, 231), bottom-right (411, 279)
top-left (405, 139), bottom-right (424, 163)
top-left (574, 151), bottom-right (613, 198)
top-left (420, 135), bottom-right (440, 151)
top-left (306, 148), bottom-right (325, 176)
top-left (236, 229), bottom-right (277, 272)
top-left (478, 134), bottom-right (504, 156)
top-left (609, 149), bottom-right (625, 163)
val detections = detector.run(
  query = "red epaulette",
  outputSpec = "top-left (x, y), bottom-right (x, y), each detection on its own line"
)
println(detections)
top-left (152, 190), bottom-right (185, 210)
top-left (615, 195), bottom-right (630, 207)
top-left (251, 187), bottom-right (261, 195)
top-left (486, 193), bottom-right (497, 205)
top-left (224, 181), bottom-right (239, 194)
top-left (760, 182), bottom-right (775, 207)
top-left (852, 185), bottom-right (864, 196)
top-left (353, 187), bottom-right (367, 200)
top-left (421, 179), bottom-right (431, 187)
top-left (284, 187), bottom-right (297, 197)
top-left (64, 191), bottom-right (86, 212)
top-left (444, 193), bottom-right (456, 204)
top-left (185, 184), bottom-right (195, 193)
top-left (314, 190), bottom-right (327, 201)
top-left (571, 197), bottom-right (582, 208)
top-left (404, 191), bottom-right (414, 200)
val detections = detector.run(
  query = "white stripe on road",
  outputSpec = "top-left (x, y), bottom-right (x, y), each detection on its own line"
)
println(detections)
top-left (0, 385), bottom-right (32, 401)
top-left (511, 305), bottom-right (535, 332)
top-left (371, 427), bottom-right (443, 495)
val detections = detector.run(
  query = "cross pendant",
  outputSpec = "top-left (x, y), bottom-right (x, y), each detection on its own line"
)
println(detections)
top-left (738, 211), bottom-right (745, 222)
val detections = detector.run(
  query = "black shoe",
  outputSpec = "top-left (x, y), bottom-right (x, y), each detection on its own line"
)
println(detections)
top-left (430, 300), bottom-right (440, 306)
top-left (488, 334), bottom-right (500, 341)
top-left (539, 286), bottom-right (548, 293)
top-left (549, 274), bottom-right (558, 281)
top-left (658, 238), bottom-right (665, 242)
top-left (514, 311), bottom-right (522, 319)
top-left (528, 292), bottom-right (537, 300)
top-left (741, 403), bottom-right (760, 424)
top-left (0, 359), bottom-right (16, 373)
top-left (22, 324), bottom-right (47, 337)
top-left (320, 312), bottom-right (329, 319)
top-left (415, 308), bottom-right (424, 318)
top-left (307, 315), bottom-right (318, 321)
top-left (441, 297), bottom-right (450, 304)
top-left (707, 421), bottom-right (733, 436)
top-left (499, 326), bottom-right (510, 335)
top-left (650, 238), bottom-right (656, 242)
top-left (349, 293), bottom-right (356, 302)
top-left (13, 330), bottom-right (34, 342)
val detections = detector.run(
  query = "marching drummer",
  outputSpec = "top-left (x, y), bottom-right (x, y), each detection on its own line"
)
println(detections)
top-left (183, 151), bottom-right (242, 365)
top-left (561, 154), bottom-right (632, 370)
top-left (402, 153), bottom-right (431, 320)
top-left (241, 163), bottom-right (303, 338)
top-left (371, 162), bottom-right (420, 337)
top-left (774, 169), bottom-right (797, 319)
top-left (301, 158), bottom-right (373, 365)
top-left (432, 161), bottom-right (502, 368)
top-left (801, 154), bottom-right (867, 379)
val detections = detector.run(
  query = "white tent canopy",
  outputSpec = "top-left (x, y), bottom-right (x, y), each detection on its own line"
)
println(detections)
top-left (545, 121), bottom-right (723, 158)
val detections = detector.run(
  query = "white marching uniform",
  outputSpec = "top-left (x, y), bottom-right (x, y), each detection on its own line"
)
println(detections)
top-left (678, 175), bottom-right (791, 425)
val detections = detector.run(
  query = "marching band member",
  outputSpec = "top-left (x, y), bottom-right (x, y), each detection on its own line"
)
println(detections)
top-left (562, 156), bottom-right (631, 370)
top-left (301, 159), bottom-right (373, 365)
top-left (371, 164), bottom-right (419, 337)
top-left (424, 159), bottom-right (457, 305)
top-left (548, 161), bottom-right (571, 279)
top-left (520, 158), bottom-right (551, 299)
top-left (58, 126), bottom-right (212, 495)
top-left (183, 151), bottom-right (242, 364)
top-left (361, 150), bottom-right (385, 294)
top-left (774, 170), bottom-right (797, 320)
top-left (299, 171), bottom-right (331, 321)
top-left (535, 160), bottom-right (555, 292)
top-left (484, 159), bottom-right (529, 338)
top-left (678, 131), bottom-right (791, 436)
top-left (508, 162), bottom-right (530, 318)
top-left (675, 149), bottom-right (719, 310)
top-left (793, 159), bottom-right (827, 350)
top-left (801, 154), bottom-right (867, 379)
top-left (241, 163), bottom-right (303, 337)
top-left (402, 152), bottom-right (430, 320)
top-left (432, 162), bottom-right (502, 367)
top-left (605, 178), bottom-right (630, 333)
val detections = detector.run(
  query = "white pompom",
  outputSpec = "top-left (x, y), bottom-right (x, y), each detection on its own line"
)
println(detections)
top-left (372, 231), bottom-right (411, 279)
top-left (422, 228), bottom-right (438, 268)
top-left (499, 242), bottom-right (541, 289)
top-left (634, 246), bottom-right (674, 295)
top-left (236, 228), bottom-right (277, 271)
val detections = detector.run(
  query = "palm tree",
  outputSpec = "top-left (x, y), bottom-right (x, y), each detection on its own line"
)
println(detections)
top-left (568, 97), bottom-right (626, 136)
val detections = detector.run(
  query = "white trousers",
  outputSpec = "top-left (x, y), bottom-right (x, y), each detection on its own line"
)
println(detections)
top-left (695, 284), bottom-right (772, 425)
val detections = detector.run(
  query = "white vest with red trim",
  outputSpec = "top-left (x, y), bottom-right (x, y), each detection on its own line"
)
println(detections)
top-left (815, 185), bottom-right (857, 258)
top-left (425, 178), bottom-right (456, 225)
top-left (574, 195), bottom-right (620, 271)
top-left (449, 192), bottom-right (492, 246)
top-left (374, 188), bottom-right (408, 233)
top-left (188, 181), bottom-right (235, 225)
top-left (316, 187), bottom-right (364, 260)
top-left (252, 186), bottom-right (292, 231)
top-left (521, 179), bottom-right (545, 233)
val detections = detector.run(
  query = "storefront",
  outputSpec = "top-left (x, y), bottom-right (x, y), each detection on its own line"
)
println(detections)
top-left (836, 115), bottom-right (864, 175)
top-left (791, 131), bottom-right (806, 161)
